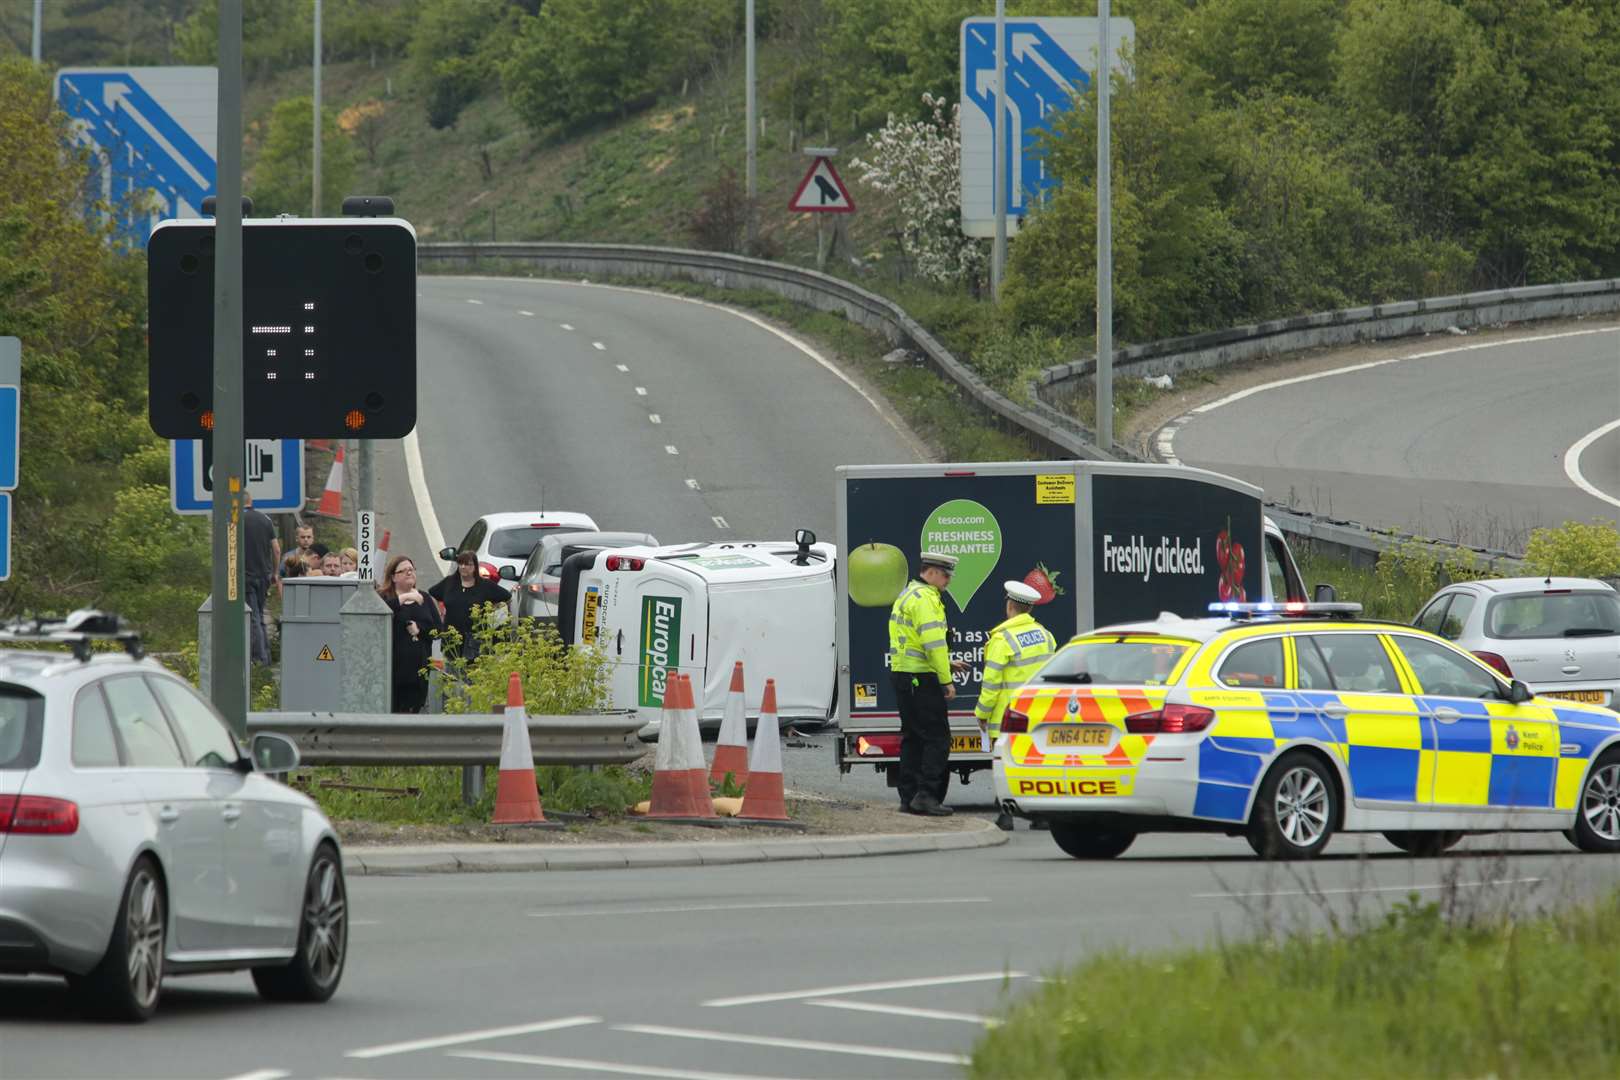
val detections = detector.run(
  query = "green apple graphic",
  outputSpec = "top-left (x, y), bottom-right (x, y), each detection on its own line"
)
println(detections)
top-left (847, 541), bottom-right (909, 607)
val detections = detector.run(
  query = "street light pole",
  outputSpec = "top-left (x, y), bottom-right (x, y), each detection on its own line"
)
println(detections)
top-left (1095, 0), bottom-right (1114, 453)
top-left (31, 0), bottom-right (42, 62)
top-left (313, 0), bottom-right (323, 217)
top-left (745, 0), bottom-right (757, 255)
top-left (991, 0), bottom-right (1006, 301)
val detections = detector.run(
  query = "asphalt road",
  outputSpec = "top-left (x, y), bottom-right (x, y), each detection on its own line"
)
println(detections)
top-left (1167, 323), bottom-right (1620, 545)
top-left (3, 833), bottom-right (1615, 1078)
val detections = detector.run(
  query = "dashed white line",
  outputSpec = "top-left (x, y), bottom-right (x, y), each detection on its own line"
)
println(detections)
top-left (705, 970), bottom-right (1028, 1008)
top-left (616, 1025), bottom-right (970, 1067)
top-left (560, 323), bottom-right (574, 330)
top-left (346, 1016), bottom-right (600, 1059)
top-left (220, 1071), bottom-right (288, 1080)
top-left (807, 998), bottom-right (1000, 1026)
top-left (528, 898), bottom-right (985, 918)
top-left (648, 414), bottom-right (662, 424)
top-left (615, 363), bottom-right (629, 372)
top-left (665, 445), bottom-right (679, 455)
top-left (1565, 418), bottom-right (1620, 510)
top-left (635, 386), bottom-right (648, 396)
top-left (592, 341), bottom-right (606, 350)
top-left (1194, 877), bottom-right (1542, 900)
top-left (711, 516), bottom-right (730, 529)
top-left (685, 478), bottom-right (701, 491)
top-left (518, 309), bottom-right (534, 317)
top-left (452, 1050), bottom-right (777, 1080)
top-left (465, 298), bottom-right (483, 305)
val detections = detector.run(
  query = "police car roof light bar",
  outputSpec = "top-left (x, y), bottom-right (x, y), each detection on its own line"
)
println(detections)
top-left (1209, 601), bottom-right (1364, 621)
top-left (0, 610), bottom-right (145, 662)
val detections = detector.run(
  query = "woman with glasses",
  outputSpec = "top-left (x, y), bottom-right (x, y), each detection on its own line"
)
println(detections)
top-left (377, 554), bottom-right (444, 713)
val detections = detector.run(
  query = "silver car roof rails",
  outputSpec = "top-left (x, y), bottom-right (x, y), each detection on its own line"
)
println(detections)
top-left (0, 609), bottom-right (145, 662)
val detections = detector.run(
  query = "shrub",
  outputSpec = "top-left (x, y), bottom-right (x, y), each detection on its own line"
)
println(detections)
top-left (1523, 520), bottom-right (1620, 580)
top-left (436, 605), bottom-right (612, 716)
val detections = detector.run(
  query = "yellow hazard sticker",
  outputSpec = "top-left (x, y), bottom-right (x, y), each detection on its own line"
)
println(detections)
top-left (1035, 474), bottom-right (1075, 505)
top-left (316, 644), bottom-right (335, 662)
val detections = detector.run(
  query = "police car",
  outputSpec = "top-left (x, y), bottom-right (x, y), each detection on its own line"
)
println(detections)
top-left (993, 602), bottom-right (1620, 860)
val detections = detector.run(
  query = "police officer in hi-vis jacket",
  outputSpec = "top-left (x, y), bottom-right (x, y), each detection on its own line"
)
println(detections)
top-left (976, 580), bottom-right (1057, 830)
top-left (887, 551), bottom-right (967, 816)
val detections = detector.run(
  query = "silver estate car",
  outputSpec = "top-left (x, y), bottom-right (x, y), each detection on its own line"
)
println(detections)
top-left (0, 613), bottom-right (346, 1021)
top-left (1414, 577), bottom-right (1620, 709)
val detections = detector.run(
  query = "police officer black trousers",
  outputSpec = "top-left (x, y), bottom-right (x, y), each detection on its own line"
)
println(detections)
top-left (892, 671), bottom-right (950, 808)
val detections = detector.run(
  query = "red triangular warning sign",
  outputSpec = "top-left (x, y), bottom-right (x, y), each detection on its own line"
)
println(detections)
top-left (789, 157), bottom-right (855, 214)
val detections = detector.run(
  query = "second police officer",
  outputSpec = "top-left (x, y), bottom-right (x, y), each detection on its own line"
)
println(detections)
top-left (975, 580), bottom-right (1057, 830)
top-left (888, 551), bottom-right (968, 816)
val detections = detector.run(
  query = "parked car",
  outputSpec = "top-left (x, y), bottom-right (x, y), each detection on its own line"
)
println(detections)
top-left (1413, 577), bottom-right (1620, 709)
top-left (503, 530), bottom-right (660, 622)
top-left (993, 601), bottom-right (1620, 860)
top-left (439, 510), bottom-right (599, 583)
top-left (0, 611), bottom-right (346, 1020)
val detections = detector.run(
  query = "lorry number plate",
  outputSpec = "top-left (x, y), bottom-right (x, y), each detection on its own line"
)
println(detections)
top-left (1047, 726), bottom-right (1110, 747)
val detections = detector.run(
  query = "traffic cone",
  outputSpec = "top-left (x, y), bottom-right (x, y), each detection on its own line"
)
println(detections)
top-left (379, 529), bottom-right (391, 554)
top-left (307, 438), bottom-right (332, 452)
top-left (710, 662), bottom-right (750, 790)
top-left (491, 672), bottom-right (551, 825)
top-left (313, 443), bottom-right (344, 517)
top-left (648, 673), bottom-right (715, 820)
top-left (738, 678), bottom-right (790, 822)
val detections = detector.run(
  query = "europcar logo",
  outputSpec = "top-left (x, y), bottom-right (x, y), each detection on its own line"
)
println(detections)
top-left (638, 595), bottom-right (682, 708)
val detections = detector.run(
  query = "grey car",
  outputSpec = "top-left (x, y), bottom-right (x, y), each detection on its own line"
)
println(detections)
top-left (0, 613), bottom-right (346, 1021)
top-left (503, 530), bottom-right (659, 621)
top-left (1413, 577), bottom-right (1620, 709)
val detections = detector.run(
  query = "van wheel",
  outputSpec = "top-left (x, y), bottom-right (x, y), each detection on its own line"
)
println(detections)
top-left (1383, 831), bottom-right (1464, 857)
top-left (77, 857), bottom-right (165, 1021)
top-left (1049, 823), bottom-right (1135, 859)
top-left (1247, 752), bottom-right (1337, 860)
top-left (253, 844), bottom-right (347, 1002)
top-left (1569, 750), bottom-right (1620, 854)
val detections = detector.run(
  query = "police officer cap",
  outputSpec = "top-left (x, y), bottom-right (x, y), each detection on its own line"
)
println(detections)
top-left (919, 551), bottom-right (959, 571)
top-left (1004, 580), bottom-right (1042, 605)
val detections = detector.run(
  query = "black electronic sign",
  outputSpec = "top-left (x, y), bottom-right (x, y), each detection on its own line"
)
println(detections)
top-left (147, 219), bottom-right (417, 439)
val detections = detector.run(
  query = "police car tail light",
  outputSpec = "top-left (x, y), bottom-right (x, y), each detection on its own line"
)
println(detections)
top-left (1001, 708), bottom-right (1030, 734)
top-left (0, 795), bottom-right (80, 835)
top-left (605, 555), bottom-right (645, 571)
top-left (1124, 703), bottom-right (1215, 734)
top-left (1473, 650), bottom-right (1514, 678)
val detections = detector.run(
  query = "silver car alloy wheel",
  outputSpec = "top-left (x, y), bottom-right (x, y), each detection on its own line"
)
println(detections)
top-left (125, 868), bottom-right (164, 1011)
top-left (303, 856), bottom-right (346, 988)
top-left (1275, 766), bottom-right (1329, 848)
top-left (1582, 763), bottom-right (1620, 842)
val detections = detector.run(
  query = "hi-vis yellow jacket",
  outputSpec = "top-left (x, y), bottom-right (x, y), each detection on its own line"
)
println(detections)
top-left (975, 612), bottom-right (1057, 739)
top-left (888, 579), bottom-right (951, 684)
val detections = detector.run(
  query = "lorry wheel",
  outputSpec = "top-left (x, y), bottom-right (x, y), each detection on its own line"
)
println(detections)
top-left (1246, 751), bottom-right (1337, 860)
top-left (1049, 823), bottom-right (1135, 859)
top-left (1383, 831), bottom-right (1464, 857)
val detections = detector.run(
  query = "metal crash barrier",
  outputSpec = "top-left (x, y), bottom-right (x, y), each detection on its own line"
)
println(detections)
top-left (245, 711), bottom-right (644, 767)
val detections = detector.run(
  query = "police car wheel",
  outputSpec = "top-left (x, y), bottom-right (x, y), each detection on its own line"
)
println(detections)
top-left (1247, 752), bottom-right (1337, 860)
top-left (1382, 831), bottom-right (1464, 857)
top-left (1570, 751), bottom-right (1620, 854)
top-left (1048, 823), bottom-right (1135, 860)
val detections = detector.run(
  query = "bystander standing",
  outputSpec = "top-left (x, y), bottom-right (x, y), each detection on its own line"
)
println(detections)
top-left (377, 555), bottom-right (443, 713)
top-left (241, 492), bottom-right (279, 665)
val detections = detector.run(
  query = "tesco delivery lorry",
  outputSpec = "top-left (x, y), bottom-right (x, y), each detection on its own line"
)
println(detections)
top-left (835, 460), bottom-right (1306, 786)
top-left (559, 535), bottom-right (838, 733)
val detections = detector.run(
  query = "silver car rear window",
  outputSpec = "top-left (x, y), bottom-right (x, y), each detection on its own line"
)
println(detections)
top-left (1485, 592), bottom-right (1620, 640)
top-left (0, 687), bottom-right (44, 770)
top-left (488, 527), bottom-right (550, 559)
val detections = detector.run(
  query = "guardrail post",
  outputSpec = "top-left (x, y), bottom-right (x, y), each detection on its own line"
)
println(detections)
top-left (339, 585), bottom-right (393, 713)
top-left (461, 765), bottom-right (485, 806)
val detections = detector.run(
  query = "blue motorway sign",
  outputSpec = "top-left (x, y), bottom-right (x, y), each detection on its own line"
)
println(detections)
top-left (0, 386), bottom-right (18, 493)
top-left (0, 493), bottom-right (10, 582)
top-left (959, 18), bottom-right (1133, 236)
top-left (54, 68), bottom-right (218, 249)
top-left (171, 438), bottom-right (305, 516)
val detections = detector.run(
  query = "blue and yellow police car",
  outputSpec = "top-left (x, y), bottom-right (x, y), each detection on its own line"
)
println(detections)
top-left (992, 602), bottom-right (1620, 860)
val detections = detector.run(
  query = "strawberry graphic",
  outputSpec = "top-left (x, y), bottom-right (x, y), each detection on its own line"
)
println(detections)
top-left (1023, 562), bottom-right (1065, 605)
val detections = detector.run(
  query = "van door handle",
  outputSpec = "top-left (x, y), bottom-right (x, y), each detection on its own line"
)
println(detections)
top-left (1432, 707), bottom-right (1462, 724)
top-left (221, 804), bottom-right (242, 823)
top-left (158, 805), bottom-right (180, 824)
top-left (616, 629), bottom-right (623, 656)
top-left (690, 633), bottom-right (695, 661)
top-left (1320, 703), bottom-right (1349, 719)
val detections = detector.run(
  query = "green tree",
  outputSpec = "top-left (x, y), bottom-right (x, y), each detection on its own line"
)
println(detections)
top-left (1523, 522), bottom-right (1620, 580)
top-left (248, 96), bottom-right (358, 216)
top-left (175, 0), bottom-right (312, 79)
top-left (408, 0), bottom-right (520, 130)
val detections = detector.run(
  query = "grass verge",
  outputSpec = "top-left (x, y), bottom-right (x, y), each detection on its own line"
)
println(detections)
top-left (294, 764), bottom-right (651, 825)
top-left (971, 886), bottom-right (1620, 1078)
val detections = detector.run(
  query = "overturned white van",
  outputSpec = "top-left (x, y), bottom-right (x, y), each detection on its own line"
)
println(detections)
top-left (558, 535), bottom-right (838, 733)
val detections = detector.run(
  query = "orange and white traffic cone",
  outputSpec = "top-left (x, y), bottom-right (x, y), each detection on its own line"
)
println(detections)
top-left (648, 673), bottom-right (716, 820)
top-left (379, 529), bottom-right (391, 554)
top-left (491, 672), bottom-right (551, 826)
top-left (313, 442), bottom-right (344, 517)
top-left (710, 661), bottom-right (750, 790)
top-left (738, 678), bottom-right (790, 822)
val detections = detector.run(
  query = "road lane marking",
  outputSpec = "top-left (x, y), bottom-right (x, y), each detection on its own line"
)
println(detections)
top-left (528, 897), bottom-right (988, 919)
top-left (593, 341), bottom-right (606, 350)
top-left (616, 363), bottom-right (629, 372)
top-left (712, 516), bottom-right (729, 529)
top-left (686, 478), bottom-right (701, 490)
top-left (1565, 417), bottom-right (1620, 510)
top-left (617, 1025), bottom-right (970, 1067)
top-left (349, 918), bottom-right (382, 926)
top-left (1194, 876), bottom-right (1542, 900)
top-left (518, 310), bottom-right (534, 317)
top-left (705, 970), bottom-right (1026, 1007)
top-left (1162, 325), bottom-right (1620, 464)
top-left (404, 429), bottom-right (448, 559)
top-left (649, 414), bottom-right (662, 424)
top-left (220, 1071), bottom-right (288, 1080)
top-left (452, 1050), bottom-right (785, 1080)
top-left (560, 323), bottom-right (575, 330)
top-left (636, 386), bottom-right (648, 396)
top-left (465, 298), bottom-right (483, 305)
top-left (346, 1015), bottom-right (600, 1058)
top-left (665, 445), bottom-right (679, 455)
top-left (808, 999), bottom-right (1000, 1026)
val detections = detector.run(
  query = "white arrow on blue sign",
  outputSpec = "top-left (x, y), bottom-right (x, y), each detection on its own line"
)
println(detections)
top-left (0, 337), bottom-right (17, 581)
top-left (171, 438), bottom-right (305, 515)
top-left (959, 17), bottom-right (1134, 238)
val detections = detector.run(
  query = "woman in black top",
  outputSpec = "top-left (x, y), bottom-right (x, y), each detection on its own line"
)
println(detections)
top-left (428, 551), bottom-right (512, 663)
top-left (377, 554), bottom-right (444, 713)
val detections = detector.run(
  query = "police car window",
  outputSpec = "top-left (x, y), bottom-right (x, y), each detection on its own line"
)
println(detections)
top-left (0, 688), bottom-right (43, 770)
top-left (1413, 595), bottom-right (1452, 635)
top-left (1295, 636), bottom-right (1334, 691)
top-left (1439, 592), bottom-right (1476, 640)
top-left (148, 677), bottom-right (239, 768)
top-left (1310, 634), bottom-right (1402, 694)
top-left (1393, 636), bottom-right (1501, 700)
top-left (72, 684), bottom-right (121, 767)
top-left (1218, 639), bottom-right (1285, 689)
top-left (1038, 640), bottom-right (1192, 685)
top-left (102, 676), bottom-right (185, 768)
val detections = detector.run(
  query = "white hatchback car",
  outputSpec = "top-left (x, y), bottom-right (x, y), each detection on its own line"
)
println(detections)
top-left (440, 510), bottom-right (599, 583)
top-left (1414, 577), bottom-right (1620, 709)
top-left (0, 612), bottom-right (346, 1021)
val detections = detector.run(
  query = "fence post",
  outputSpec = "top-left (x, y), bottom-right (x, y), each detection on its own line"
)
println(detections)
top-left (339, 586), bottom-right (392, 713)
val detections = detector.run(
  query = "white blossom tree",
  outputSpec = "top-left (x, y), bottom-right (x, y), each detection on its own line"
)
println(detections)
top-left (851, 93), bottom-right (987, 287)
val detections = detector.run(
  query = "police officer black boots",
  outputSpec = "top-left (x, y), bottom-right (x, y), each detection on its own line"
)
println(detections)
top-left (908, 792), bottom-right (954, 816)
